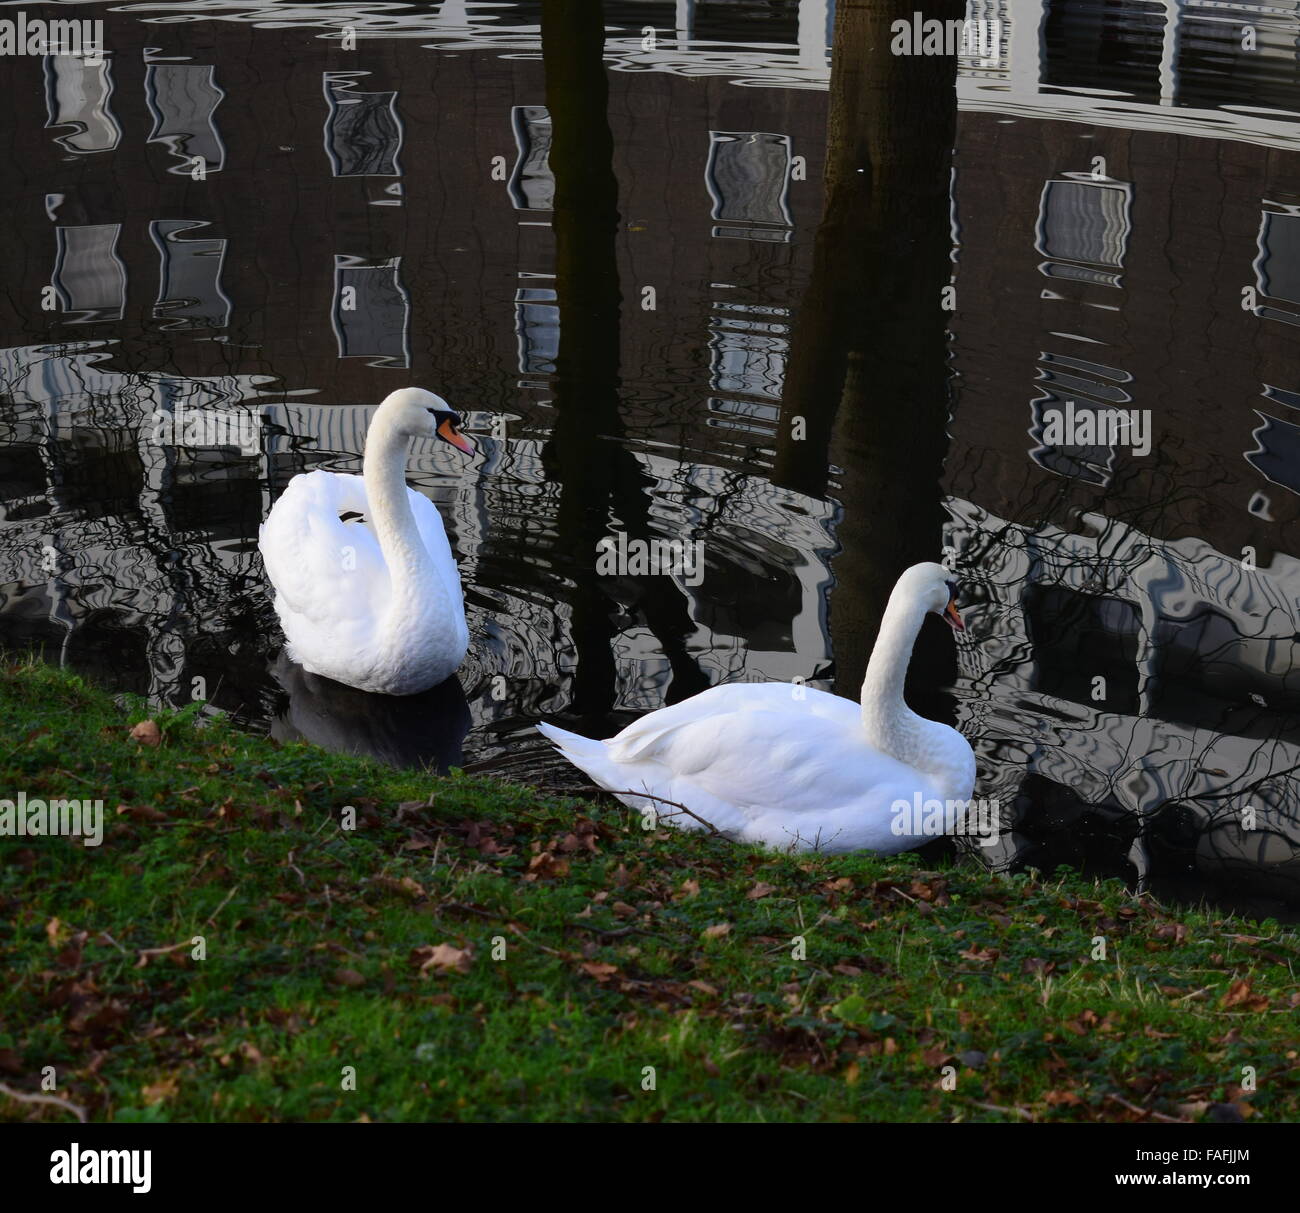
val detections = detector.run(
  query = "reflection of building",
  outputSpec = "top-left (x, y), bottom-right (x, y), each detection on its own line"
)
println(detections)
top-left (945, 495), bottom-right (1300, 894)
top-left (46, 56), bottom-right (120, 153)
top-left (323, 72), bottom-right (403, 177)
top-left (331, 256), bottom-right (410, 368)
top-left (144, 57), bottom-right (226, 174)
top-left (507, 106), bottom-right (553, 210)
top-left (968, 0), bottom-right (1300, 149)
top-left (151, 220), bottom-right (232, 329)
top-left (705, 131), bottom-right (794, 241)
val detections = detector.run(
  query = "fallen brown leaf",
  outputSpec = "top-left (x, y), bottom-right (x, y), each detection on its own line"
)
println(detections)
top-left (130, 720), bottom-right (162, 747)
top-left (412, 943), bottom-right (473, 976)
top-left (1221, 979), bottom-right (1269, 1012)
top-left (141, 1074), bottom-right (179, 1105)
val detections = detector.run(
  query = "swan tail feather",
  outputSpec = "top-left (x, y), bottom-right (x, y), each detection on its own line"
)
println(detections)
top-left (537, 722), bottom-right (625, 787)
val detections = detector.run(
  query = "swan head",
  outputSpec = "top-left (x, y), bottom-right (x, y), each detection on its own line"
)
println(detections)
top-left (900, 561), bottom-right (964, 632)
top-left (376, 388), bottom-right (476, 456)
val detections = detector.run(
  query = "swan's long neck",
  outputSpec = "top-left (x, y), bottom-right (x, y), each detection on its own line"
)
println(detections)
top-left (859, 587), bottom-right (961, 797)
top-left (363, 416), bottom-right (449, 628)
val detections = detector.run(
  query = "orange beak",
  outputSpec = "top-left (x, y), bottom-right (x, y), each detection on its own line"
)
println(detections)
top-left (437, 417), bottom-right (476, 456)
top-left (943, 599), bottom-right (965, 631)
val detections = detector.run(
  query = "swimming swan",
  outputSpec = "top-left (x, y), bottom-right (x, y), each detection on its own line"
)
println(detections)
top-left (259, 388), bottom-right (476, 696)
top-left (538, 562), bottom-right (976, 853)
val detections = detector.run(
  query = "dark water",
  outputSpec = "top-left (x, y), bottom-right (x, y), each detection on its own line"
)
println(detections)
top-left (2, 0), bottom-right (1299, 917)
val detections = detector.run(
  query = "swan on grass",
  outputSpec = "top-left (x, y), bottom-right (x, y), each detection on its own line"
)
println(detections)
top-left (259, 388), bottom-right (476, 696)
top-left (539, 562), bottom-right (976, 854)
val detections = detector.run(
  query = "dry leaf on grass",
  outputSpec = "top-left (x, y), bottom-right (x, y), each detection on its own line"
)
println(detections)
top-left (411, 943), bottom-right (473, 976)
top-left (130, 720), bottom-right (162, 747)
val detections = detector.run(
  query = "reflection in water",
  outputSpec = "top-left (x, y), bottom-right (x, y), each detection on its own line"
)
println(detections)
top-left (144, 59), bottom-right (226, 175)
top-left (1, 0), bottom-right (1299, 916)
top-left (270, 655), bottom-right (471, 772)
top-left (46, 56), bottom-right (120, 154)
top-left (778, 0), bottom-right (964, 715)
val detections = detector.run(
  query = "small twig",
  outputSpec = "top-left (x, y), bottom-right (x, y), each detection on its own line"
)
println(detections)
top-left (564, 921), bottom-right (669, 942)
top-left (592, 786), bottom-right (729, 839)
top-left (285, 851), bottom-right (307, 888)
top-left (968, 1099), bottom-right (1033, 1121)
top-left (441, 901), bottom-right (498, 921)
top-left (204, 884), bottom-right (240, 928)
top-left (0, 1082), bottom-right (87, 1123)
top-left (135, 939), bottom-right (194, 967)
top-left (1105, 1093), bottom-right (1183, 1123)
top-left (97, 931), bottom-right (128, 955)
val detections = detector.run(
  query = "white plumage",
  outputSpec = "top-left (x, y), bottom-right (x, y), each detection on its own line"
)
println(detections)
top-left (259, 388), bottom-right (475, 696)
top-left (539, 562), bottom-right (977, 853)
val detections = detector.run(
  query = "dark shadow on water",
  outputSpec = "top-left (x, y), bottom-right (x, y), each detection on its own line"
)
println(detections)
top-left (270, 654), bottom-right (471, 772)
top-left (539, 0), bottom-right (709, 738)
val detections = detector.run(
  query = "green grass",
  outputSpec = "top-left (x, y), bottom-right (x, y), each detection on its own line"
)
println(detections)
top-left (0, 658), bottom-right (1295, 1122)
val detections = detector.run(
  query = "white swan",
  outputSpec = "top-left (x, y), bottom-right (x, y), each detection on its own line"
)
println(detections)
top-left (259, 388), bottom-right (476, 696)
top-left (538, 562), bottom-right (976, 853)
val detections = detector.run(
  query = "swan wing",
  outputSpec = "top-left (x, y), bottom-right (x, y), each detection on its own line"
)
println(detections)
top-left (605, 682), bottom-right (855, 763)
top-left (259, 470), bottom-right (390, 645)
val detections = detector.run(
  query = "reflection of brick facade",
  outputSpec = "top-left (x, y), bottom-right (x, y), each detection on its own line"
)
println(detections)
top-left (0, 18), bottom-right (827, 444)
top-left (947, 114), bottom-right (1300, 563)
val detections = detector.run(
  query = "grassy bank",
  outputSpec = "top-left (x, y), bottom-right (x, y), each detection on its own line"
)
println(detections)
top-left (0, 659), bottom-right (1295, 1122)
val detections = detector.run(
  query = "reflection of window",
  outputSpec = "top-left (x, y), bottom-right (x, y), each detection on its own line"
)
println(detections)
top-left (706, 300), bottom-right (789, 433)
top-left (332, 256), bottom-right (410, 368)
top-left (1028, 398), bottom-right (1120, 486)
top-left (1036, 179), bottom-right (1131, 272)
top-left (1178, 13), bottom-right (1300, 115)
top-left (1262, 383), bottom-right (1300, 413)
top-left (514, 279), bottom-right (558, 374)
top-left (45, 55), bottom-right (119, 153)
top-left (151, 220), bottom-right (231, 329)
top-left (1246, 412), bottom-right (1300, 496)
top-left (1253, 207), bottom-right (1300, 325)
top-left (705, 131), bottom-right (792, 241)
top-left (709, 304), bottom-right (788, 401)
top-left (323, 73), bottom-right (402, 176)
top-left (1023, 583), bottom-right (1141, 712)
top-left (1043, 0), bottom-right (1163, 103)
top-left (508, 107), bottom-right (554, 210)
top-left (1028, 352), bottom-right (1133, 487)
top-left (53, 224), bottom-right (126, 322)
top-left (145, 63), bottom-right (225, 174)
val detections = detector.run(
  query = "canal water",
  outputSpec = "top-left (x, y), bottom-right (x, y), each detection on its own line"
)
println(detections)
top-left (2, 1), bottom-right (1299, 917)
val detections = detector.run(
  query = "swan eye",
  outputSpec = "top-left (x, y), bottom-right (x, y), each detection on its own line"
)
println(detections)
top-left (945, 579), bottom-right (958, 600)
